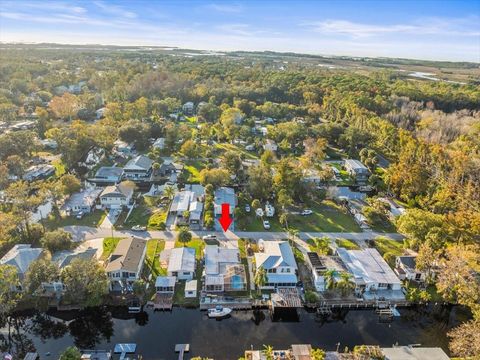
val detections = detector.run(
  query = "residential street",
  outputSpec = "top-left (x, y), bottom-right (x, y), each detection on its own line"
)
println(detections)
top-left (63, 225), bottom-right (404, 248)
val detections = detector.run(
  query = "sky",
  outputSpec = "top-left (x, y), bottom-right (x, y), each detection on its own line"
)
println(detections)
top-left (1, 0), bottom-right (479, 62)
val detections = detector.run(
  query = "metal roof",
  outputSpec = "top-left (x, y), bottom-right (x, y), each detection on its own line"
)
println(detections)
top-left (167, 247), bottom-right (196, 273)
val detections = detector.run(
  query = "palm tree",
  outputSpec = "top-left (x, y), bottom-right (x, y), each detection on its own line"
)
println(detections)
top-left (288, 228), bottom-right (299, 247)
top-left (163, 185), bottom-right (175, 200)
top-left (279, 212), bottom-right (289, 229)
top-left (323, 269), bottom-right (336, 290)
top-left (336, 272), bottom-right (355, 296)
top-left (262, 345), bottom-right (274, 360)
top-left (254, 266), bottom-right (268, 295)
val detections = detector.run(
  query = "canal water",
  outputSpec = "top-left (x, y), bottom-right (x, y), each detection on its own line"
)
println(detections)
top-left (0, 305), bottom-right (468, 359)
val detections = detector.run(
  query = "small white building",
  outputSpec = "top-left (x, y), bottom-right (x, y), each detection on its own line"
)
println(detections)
top-left (100, 182), bottom-right (134, 209)
top-left (305, 252), bottom-right (327, 292)
top-left (153, 138), bottom-right (166, 150)
top-left (64, 188), bottom-right (103, 215)
top-left (395, 255), bottom-right (426, 282)
top-left (155, 276), bottom-right (176, 293)
top-left (167, 247), bottom-right (196, 280)
top-left (263, 139), bottom-right (278, 152)
top-left (185, 280), bottom-right (197, 298)
top-left (182, 102), bottom-right (195, 115)
top-left (265, 203), bottom-right (275, 217)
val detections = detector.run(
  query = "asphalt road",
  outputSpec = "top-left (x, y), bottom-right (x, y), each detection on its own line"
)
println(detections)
top-left (64, 225), bottom-right (404, 244)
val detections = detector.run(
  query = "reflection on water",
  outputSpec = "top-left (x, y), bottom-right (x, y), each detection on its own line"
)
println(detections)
top-left (0, 305), bottom-right (469, 359)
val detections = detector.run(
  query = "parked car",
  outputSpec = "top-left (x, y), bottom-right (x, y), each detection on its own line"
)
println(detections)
top-left (202, 234), bottom-right (217, 241)
top-left (263, 220), bottom-right (271, 230)
top-left (301, 209), bottom-right (313, 216)
top-left (132, 225), bottom-right (146, 231)
top-left (75, 211), bottom-right (84, 220)
top-left (245, 204), bottom-right (251, 213)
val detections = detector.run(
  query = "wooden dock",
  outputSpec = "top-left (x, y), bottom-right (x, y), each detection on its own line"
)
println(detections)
top-left (147, 293), bottom-right (173, 310)
top-left (270, 288), bottom-right (302, 311)
top-left (200, 299), bottom-right (252, 310)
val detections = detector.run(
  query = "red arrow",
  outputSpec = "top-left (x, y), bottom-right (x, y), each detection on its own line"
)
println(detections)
top-left (219, 203), bottom-right (233, 232)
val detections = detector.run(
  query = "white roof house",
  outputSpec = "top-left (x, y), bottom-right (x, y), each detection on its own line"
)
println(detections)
top-left (170, 191), bottom-right (194, 214)
top-left (185, 279), bottom-right (198, 298)
top-left (337, 248), bottom-right (402, 292)
top-left (254, 241), bottom-right (298, 288)
top-left (124, 155), bottom-right (154, 172)
top-left (153, 138), bottom-right (165, 150)
top-left (204, 245), bottom-right (241, 276)
top-left (155, 276), bottom-right (176, 293)
top-left (263, 139), bottom-right (278, 152)
top-left (381, 346), bottom-right (450, 360)
top-left (0, 244), bottom-right (43, 279)
top-left (64, 188), bottom-right (103, 214)
top-left (167, 247), bottom-right (196, 280)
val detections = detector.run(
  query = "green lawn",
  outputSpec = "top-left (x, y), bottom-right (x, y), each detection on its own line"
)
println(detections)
top-left (44, 210), bottom-right (107, 230)
top-left (144, 239), bottom-right (166, 276)
top-left (101, 237), bottom-right (122, 260)
top-left (239, 200), bottom-right (360, 232)
top-left (215, 143), bottom-right (259, 160)
top-left (329, 162), bottom-right (354, 185)
top-left (121, 203), bottom-right (168, 230)
top-left (173, 261), bottom-right (202, 307)
top-left (184, 160), bottom-right (206, 183)
top-left (335, 238), bottom-right (360, 250)
top-left (289, 200), bottom-right (361, 232)
top-left (174, 238), bottom-right (205, 259)
top-left (372, 236), bottom-right (404, 256)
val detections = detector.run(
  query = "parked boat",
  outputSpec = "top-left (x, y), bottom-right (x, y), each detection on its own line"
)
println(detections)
top-left (207, 306), bottom-right (232, 318)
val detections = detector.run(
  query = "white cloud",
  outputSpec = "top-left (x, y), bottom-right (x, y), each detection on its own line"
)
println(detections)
top-left (93, 1), bottom-right (137, 18)
top-left (206, 3), bottom-right (243, 13)
top-left (304, 17), bottom-right (480, 38)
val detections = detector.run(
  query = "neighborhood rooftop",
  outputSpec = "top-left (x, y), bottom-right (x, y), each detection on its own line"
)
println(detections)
top-left (105, 237), bottom-right (147, 273)
top-left (337, 248), bottom-right (401, 286)
top-left (0, 244), bottom-right (43, 276)
top-left (167, 247), bottom-right (196, 274)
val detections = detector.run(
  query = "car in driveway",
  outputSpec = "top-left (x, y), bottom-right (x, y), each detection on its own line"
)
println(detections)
top-left (75, 211), bottom-right (84, 220)
top-left (202, 234), bottom-right (217, 241)
top-left (301, 209), bottom-right (313, 216)
top-left (263, 220), bottom-right (271, 230)
top-left (132, 225), bottom-right (146, 231)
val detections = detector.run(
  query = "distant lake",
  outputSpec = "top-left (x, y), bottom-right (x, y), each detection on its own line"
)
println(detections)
top-left (0, 305), bottom-right (469, 359)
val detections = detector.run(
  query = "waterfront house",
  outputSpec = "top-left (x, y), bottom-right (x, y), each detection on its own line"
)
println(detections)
top-left (155, 276), bottom-right (176, 293)
top-left (305, 252), bottom-right (327, 292)
top-left (254, 241), bottom-right (298, 289)
top-left (52, 248), bottom-right (97, 269)
top-left (336, 248), bottom-right (403, 299)
top-left (123, 155), bottom-right (154, 181)
top-left (100, 182), bottom-right (134, 209)
top-left (381, 346), bottom-right (450, 360)
top-left (0, 244), bottom-right (43, 284)
top-left (64, 188), bottom-right (103, 215)
top-left (91, 167), bottom-right (124, 184)
top-left (167, 247), bottom-right (196, 280)
top-left (185, 280), bottom-right (197, 298)
top-left (105, 237), bottom-right (147, 291)
top-left (395, 255), bottom-right (426, 282)
top-left (344, 159), bottom-right (370, 184)
top-left (204, 245), bottom-right (246, 292)
top-left (245, 344), bottom-right (314, 360)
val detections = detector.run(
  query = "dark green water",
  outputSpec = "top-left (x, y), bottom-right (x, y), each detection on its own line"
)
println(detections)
top-left (0, 305), bottom-right (468, 359)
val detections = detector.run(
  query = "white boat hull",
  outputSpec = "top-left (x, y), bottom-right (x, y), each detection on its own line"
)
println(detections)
top-left (207, 307), bottom-right (232, 318)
